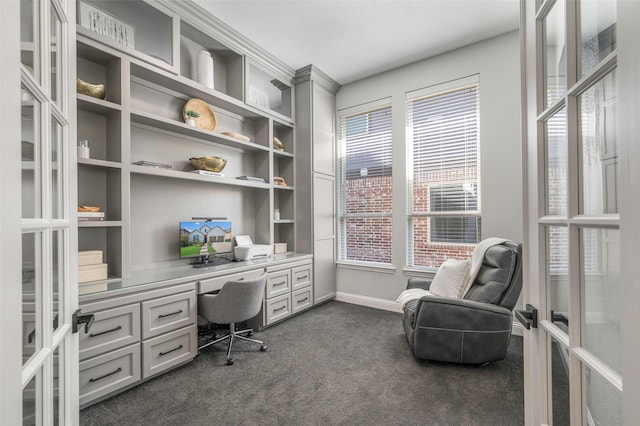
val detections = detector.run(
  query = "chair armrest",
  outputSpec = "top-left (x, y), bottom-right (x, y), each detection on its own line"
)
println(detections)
top-left (414, 296), bottom-right (513, 331)
top-left (407, 277), bottom-right (432, 290)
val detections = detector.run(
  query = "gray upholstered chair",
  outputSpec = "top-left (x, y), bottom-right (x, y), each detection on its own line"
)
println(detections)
top-left (198, 273), bottom-right (268, 365)
top-left (402, 241), bottom-right (523, 365)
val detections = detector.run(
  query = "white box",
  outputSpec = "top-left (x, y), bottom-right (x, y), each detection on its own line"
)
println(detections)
top-left (78, 250), bottom-right (103, 266)
top-left (78, 263), bottom-right (108, 283)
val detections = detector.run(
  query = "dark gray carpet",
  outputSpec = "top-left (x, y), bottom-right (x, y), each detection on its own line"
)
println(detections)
top-left (80, 301), bottom-right (524, 426)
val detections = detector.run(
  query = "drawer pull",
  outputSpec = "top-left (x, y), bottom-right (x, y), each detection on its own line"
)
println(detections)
top-left (89, 325), bottom-right (122, 338)
top-left (158, 309), bottom-right (183, 319)
top-left (273, 305), bottom-right (287, 312)
top-left (297, 275), bottom-right (308, 280)
top-left (159, 344), bottom-right (183, 356)
top-left (297, 297), bottom-right (309, 303)
top-left (89, 367), bottom-right (122, 383)
top-left (273, 281), bottom-right (287, 286)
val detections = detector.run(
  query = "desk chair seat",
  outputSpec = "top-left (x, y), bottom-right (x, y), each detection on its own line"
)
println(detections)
top-left (197, 273), bottom-right (267, 365)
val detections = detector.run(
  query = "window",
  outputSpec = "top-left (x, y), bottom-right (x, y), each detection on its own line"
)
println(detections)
top-left (407, 76), bottom-right (481, 268)
top-left (338, 101), bottom-right (393, 264)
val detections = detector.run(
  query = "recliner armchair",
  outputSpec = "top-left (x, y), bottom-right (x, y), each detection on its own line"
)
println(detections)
top-left (402, 241), bottom-right (523, 365)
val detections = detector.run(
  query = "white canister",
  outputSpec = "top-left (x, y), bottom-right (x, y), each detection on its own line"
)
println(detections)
top-left (77, 140), bottom-right (90, 159)
top-left (196, 50), bottom-right (214, 89)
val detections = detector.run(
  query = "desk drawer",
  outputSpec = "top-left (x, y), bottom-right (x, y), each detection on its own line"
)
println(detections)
top-left (79, 343), bottom-right (140, 407)
top-left (79, 304), bottom-right (140, 361)
top-left (141, 291), bottom-right (196, 339)
top-left (292, 287), bottom-right (313, 314)
top-left (265, 293), bottom-right (291, 325)
top-left (292, 264), bottom-right (312, 290)
top-left (266, 270), bottom-right (290, 299)
top-left (199, 269), bottom-right (264, 294)
top-left (142, 326), bottom-right (196, 379)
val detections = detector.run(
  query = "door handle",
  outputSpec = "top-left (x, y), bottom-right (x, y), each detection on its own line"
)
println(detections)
top-left (72, 309), bottom-right (95, 333)
top-left (515, 304), bottom-right (538, 330)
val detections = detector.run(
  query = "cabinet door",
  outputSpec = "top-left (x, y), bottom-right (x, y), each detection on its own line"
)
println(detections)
top-left (312, 83), bottom-right (336, 175)
top-left (314, 174), bottom-right (336, 303)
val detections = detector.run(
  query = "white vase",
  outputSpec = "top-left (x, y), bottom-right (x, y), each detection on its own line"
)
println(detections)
top-left (196, 50), bottom-right (214, 89)
top-left (186, 117), bottom-right (196, 126)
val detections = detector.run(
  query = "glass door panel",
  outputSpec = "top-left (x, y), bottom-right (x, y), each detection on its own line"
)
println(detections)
top-left (550, 337), bottom-right (571, 426)
top-left (22, 232), bottom-right (41, 365)
top-left (50, 6), bottom-right (62, 108)
top-left (547, 226), bottom-right (569, 332)
top-left (579, 70), bottom-right (618, 215)
top-left (544, 1), bottom-right (566, 108)
top-left (51, 117), bottom-right (64, 219)
top-left (22, 86), bottom-right (40, 219)
top-left (585, 366), bottom-right (622, 425)
top-left (52, 230), bottom-right (63, 333)
top-left (23, 367), bottom-right (41, 426)
top-left (579, 0), bottom-right (617, 77)
top-left (545, 107), bottom-right (567, 216)
top-left (582, 227), bottom-right (621, 374)
top-left (20, 0), bottom-right (37, 75)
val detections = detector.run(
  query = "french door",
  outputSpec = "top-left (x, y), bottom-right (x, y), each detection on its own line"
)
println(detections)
top-left (521, 0), bottom-right (640, 424)
top-left (1, 0), bottom-right (79, 424)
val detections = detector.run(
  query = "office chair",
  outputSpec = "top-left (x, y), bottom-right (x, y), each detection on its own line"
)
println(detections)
top-left (402, 241), bottom-right (523, 364)
top-left (197, 273), bottom-right (268, 365)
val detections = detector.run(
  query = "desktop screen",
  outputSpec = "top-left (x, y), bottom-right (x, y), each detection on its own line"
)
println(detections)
top-left (179, 221), bottom-right (233, 258)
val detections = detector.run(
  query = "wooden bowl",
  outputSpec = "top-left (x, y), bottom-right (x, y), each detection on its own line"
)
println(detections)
top-left (189, 156), bottom-right (227, 172)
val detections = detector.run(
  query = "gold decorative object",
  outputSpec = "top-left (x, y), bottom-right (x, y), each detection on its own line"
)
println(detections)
top-left (273, 176), bottom-right (287, 186)
top-left (77, 78), bottom-right (106, 99)
top-left (183, 98), bottom-right (217, 131)
top-left (273, 136), bottom-right (284, 151)
top-left (189, 156), bottom-right (227, 172)
top-left (78, 205), bottom-right (101, 212)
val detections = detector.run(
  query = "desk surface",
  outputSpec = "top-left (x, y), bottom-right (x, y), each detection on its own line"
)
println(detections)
top-left (78, 252), bottom-right (312, 302)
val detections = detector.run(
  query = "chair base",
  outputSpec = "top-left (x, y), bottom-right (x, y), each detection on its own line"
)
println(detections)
top-left (198, 322), bottom-right (267, 365)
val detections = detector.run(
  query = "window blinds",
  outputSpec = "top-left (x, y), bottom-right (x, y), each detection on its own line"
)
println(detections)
top-left (338, 104), bottom-right (393, 264)
top-left (406, 77), bottom-right (480, 267)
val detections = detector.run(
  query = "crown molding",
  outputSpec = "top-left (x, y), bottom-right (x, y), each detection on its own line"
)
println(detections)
top-left (294, 64), bottom-right (341, 94)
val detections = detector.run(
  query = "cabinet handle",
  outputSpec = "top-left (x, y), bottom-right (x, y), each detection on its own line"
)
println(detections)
top-left (89, 325), bottom-right (122, 338)
top-left (297, 297), bottom-right (309, 304)
top-left (158, 309), bottom-right (183, 318)
top-left (297, 275), bottom-right (308, 280)
top-left (89, 367), bottom-right (122, 383)
top-left (273, 281), bottom-right (286, 286)
top-left (159, 344), bottom-right (183, 356)
top-left (273, 305), bottom-right (286, 312)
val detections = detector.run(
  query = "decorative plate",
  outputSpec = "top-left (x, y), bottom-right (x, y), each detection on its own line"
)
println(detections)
top-left (183, 98), bottom-right (218, 131)
top-left (221, 131), bottom-right (250, 142)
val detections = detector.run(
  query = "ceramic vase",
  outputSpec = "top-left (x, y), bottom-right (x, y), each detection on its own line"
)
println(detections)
top-left (196, 50), bottom-right (214, 89)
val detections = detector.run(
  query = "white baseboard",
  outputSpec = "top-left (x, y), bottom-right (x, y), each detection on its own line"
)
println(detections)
top-left (335, 291), bottom-right (403, 313)
top-left (335, 291), bottom-right (525, 337)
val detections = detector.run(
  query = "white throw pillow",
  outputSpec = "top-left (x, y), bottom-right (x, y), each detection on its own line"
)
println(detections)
top-left (429, 259), bottom-right (470, 298)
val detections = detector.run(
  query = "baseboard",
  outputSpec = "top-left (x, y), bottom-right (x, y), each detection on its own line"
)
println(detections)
top-left (336, 291), bottom-right (525, 337)
top-left (335, 292), bottom-right (403, 313)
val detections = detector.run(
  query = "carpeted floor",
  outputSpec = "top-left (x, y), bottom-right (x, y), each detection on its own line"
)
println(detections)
top-left (80, 301), bottom-right (524, 426)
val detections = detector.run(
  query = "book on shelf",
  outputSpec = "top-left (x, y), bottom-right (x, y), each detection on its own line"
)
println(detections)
top-left (190, 170), bottom-right (224, 177)
top-left (78, 211), bottom-right (105, 217)
top-left (132, 160), bottom-right (172, 169)
top-left (236, 176), bottom-right (265, 182)
top-left (78, 217), bottom-right (105, 221)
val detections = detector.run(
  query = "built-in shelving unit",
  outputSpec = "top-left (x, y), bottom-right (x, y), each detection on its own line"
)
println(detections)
top-left (75, 0), bottom-right (299, 279)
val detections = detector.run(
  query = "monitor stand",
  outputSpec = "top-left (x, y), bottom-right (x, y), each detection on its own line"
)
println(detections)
top-left (192, 255), bottom-right (232, 268)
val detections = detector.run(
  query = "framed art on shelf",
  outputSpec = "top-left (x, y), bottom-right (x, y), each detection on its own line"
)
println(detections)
top-left (79, 1), bottom-right (135, 48)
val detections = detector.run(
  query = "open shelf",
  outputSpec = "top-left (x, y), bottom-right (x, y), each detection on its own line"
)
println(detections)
top-left (130, 164), bottom-right (271, 190)
top-left (78, 158), bottom-right (122, 169)
top-left (78, 221), bottom-right (123, 228)
top-left (77, 94), bottom-right (122, 114)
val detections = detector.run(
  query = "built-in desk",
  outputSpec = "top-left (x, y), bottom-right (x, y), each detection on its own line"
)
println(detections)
top-left (78, 253), bottom-right (313, 408)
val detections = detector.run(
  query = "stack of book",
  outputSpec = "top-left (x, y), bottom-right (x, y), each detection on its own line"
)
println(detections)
top-left (236, 176), bottom-right (265, 183)
top-left (78, 211), bottom-right (105, 221)
top-left (78, 250), bottom-right (108, 293)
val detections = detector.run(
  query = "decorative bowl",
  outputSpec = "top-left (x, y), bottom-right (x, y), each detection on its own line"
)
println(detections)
top-left (189, 156), bottom-right (227, 172)
top-left (273, 136), bottom-right (284, 151)
top-left (77, 78), bottom-right (105, 99)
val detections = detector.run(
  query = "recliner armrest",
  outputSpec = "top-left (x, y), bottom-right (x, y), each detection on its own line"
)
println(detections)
top-left (414, 296), bottom-right (513, 331)
top-left (406, 277), bottom-right (432, 290)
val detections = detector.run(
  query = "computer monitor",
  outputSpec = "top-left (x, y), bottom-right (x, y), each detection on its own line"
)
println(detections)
top-left (179, 220), bottom-right (233, 266)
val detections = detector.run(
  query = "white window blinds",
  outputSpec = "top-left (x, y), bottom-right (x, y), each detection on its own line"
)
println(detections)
top-left (338, 101), bottom-right (393, 264)
top-left (406, 76), bottom-right (480, 268)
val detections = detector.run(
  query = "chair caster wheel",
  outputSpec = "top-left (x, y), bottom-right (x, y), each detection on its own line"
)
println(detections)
top-left (260, 344), bottom-right (267, 352)
top-left (247, 331), bottom-right (254, 337)
top-left (226, 358), bottom-right (234, 365)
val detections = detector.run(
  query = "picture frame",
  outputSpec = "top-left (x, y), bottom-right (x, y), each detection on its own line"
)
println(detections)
top-left (79, 1), bottom-right (135, 48)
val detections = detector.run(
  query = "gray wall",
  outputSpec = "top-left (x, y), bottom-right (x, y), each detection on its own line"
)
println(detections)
top-left (335, 30), bottom-right (522, 304)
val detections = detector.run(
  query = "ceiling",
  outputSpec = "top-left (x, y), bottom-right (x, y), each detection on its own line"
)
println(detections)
top-left (194, 0), bottom-right (520, 85)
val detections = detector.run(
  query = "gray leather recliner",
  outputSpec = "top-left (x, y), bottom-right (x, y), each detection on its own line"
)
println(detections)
top-left (402, 241), bottom-right (523, 365)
